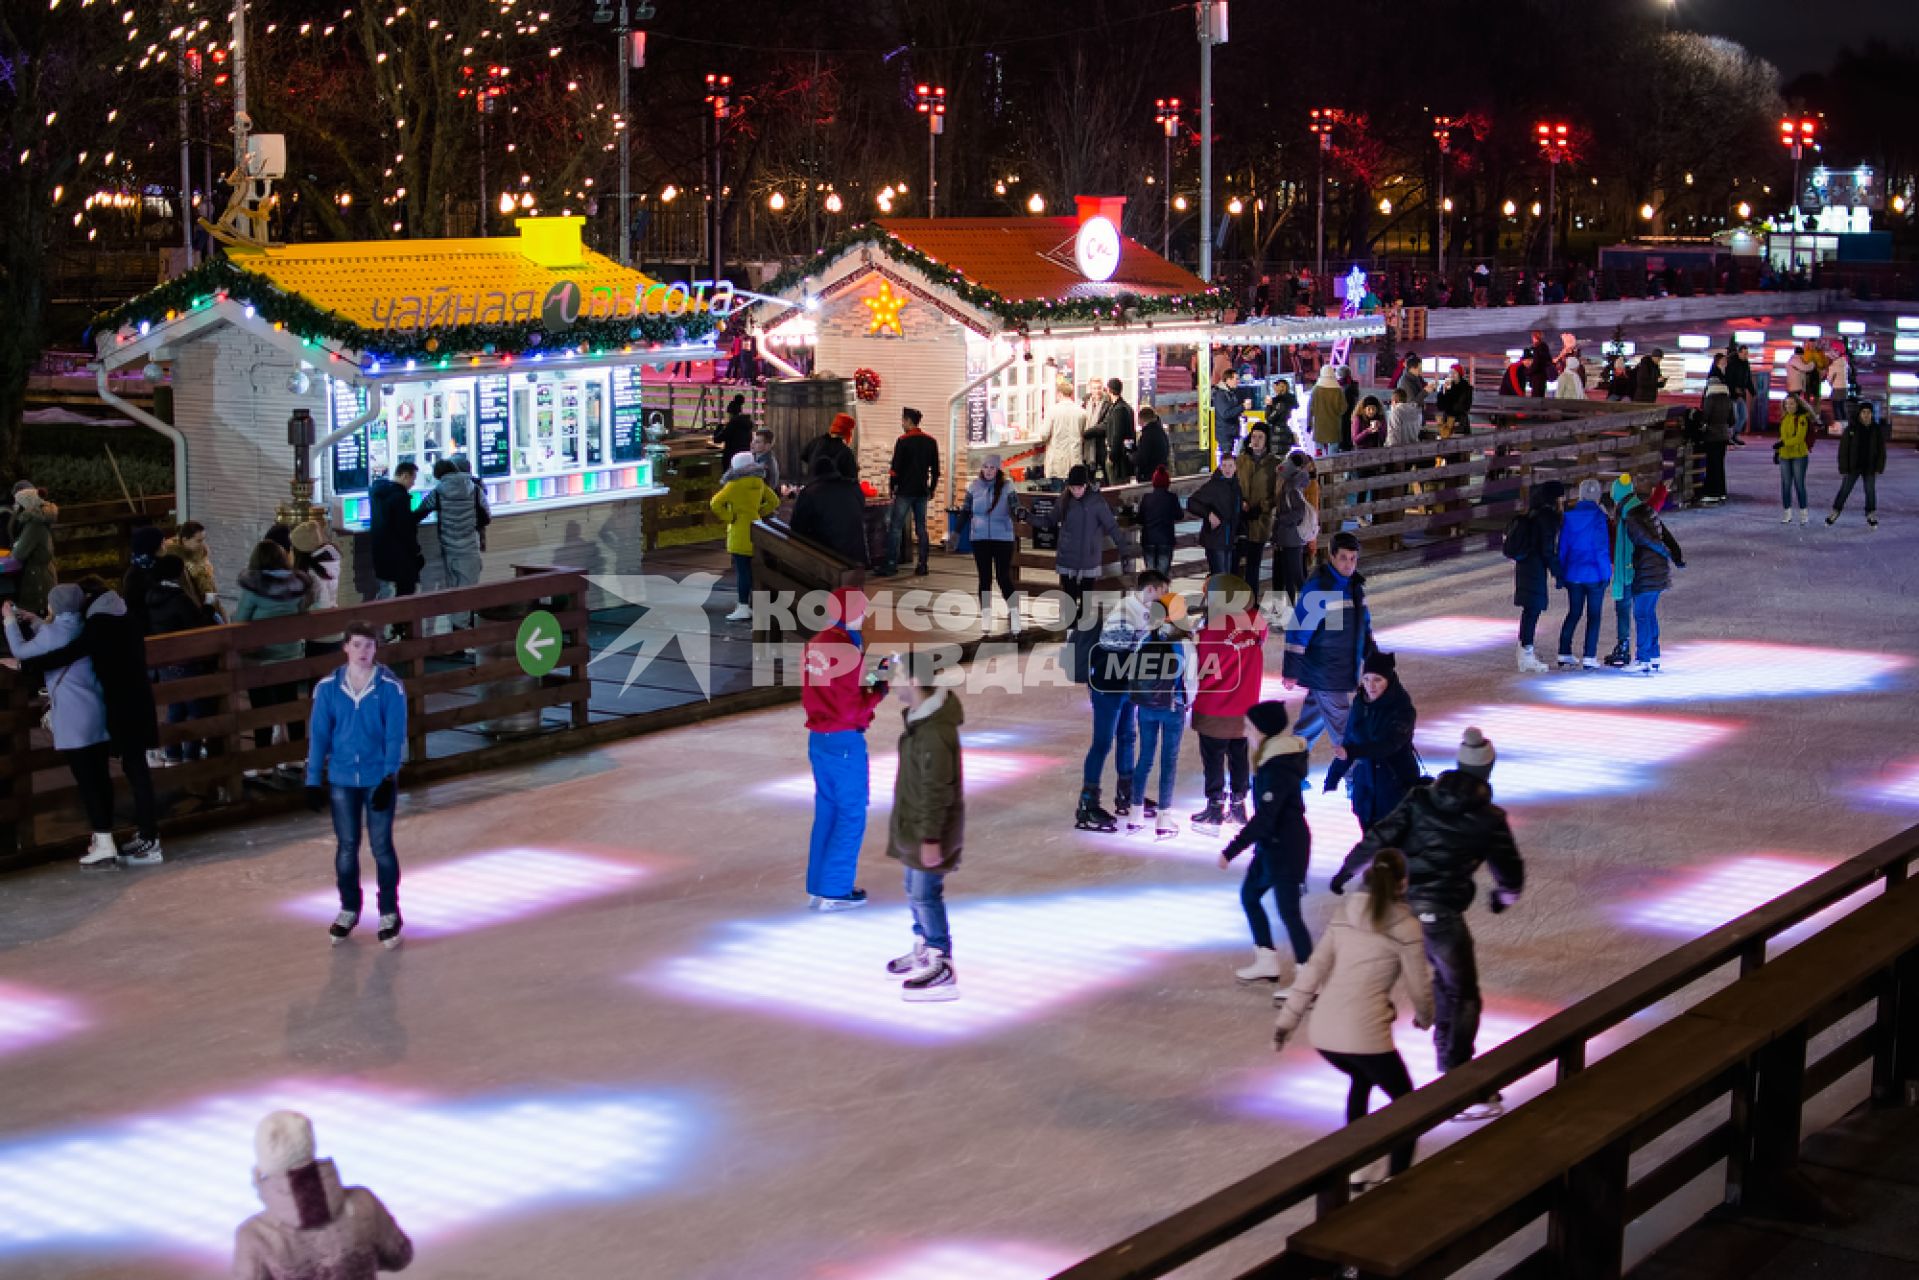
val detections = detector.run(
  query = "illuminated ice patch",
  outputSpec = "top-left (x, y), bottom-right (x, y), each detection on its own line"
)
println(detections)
top-left (284, 848), bottom-right (648, 937)
top-left (1081, 784), bottom-right (1361, 880)
top-left (758, 750), bottom-right (1056, 805)
top-left (1416, 705), bottom-right (1731, 802)
top-left (1869, 761), bottom-right (1919, 807)
top-left (831, 1240), bottom-right (1080, 1279)
top-left (1372, 616), bottom-right (1516, 655)
top-left (0, 1081), bottom-right (696, 1259)
top-left (647, 886), bottom-right (1249, 1041)
top-left (0, 984), bottom-right (85, 1059)
top-left (1622, 853), bottom-right (1877, 946)
top-left (1538, 642), bottom-right (1906, 706)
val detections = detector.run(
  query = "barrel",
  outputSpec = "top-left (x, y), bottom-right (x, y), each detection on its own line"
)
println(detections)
top-left (763, 377), bottom-right (855, 488)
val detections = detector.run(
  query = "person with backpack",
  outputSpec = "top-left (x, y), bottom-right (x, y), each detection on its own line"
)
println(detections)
top-left (1827, 400), bottom-right (1887, 528)
top-left (1138, 466), bottom-right (1182, 578)
top-left (1190, 573), bottom-right (1267, 832)
top-left (1322, 651), bottom-right (1419, 832)
top-left (1274, 846), bottom-right (1433, 1188)
top-left (1776, 392), bottom-right (1813, 525)
top-left (1219, 700), bottom-right (1314, 988)
top-left (1127, 591), bottom-right (1197, 840)
top-left (1554, 479), bottom-right (1613, 668)
top-left (1504, 480), bottom-right (1565, 673)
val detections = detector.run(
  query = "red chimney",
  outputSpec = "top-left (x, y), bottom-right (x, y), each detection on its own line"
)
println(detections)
top-left (1074, 195), bottom-right (1128, 229)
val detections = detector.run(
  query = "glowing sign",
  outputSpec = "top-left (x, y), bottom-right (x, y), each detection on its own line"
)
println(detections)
top-left (1074, 216), bottom-right (1122, 282)
top-left (863, 280), bottom-right (909, 335)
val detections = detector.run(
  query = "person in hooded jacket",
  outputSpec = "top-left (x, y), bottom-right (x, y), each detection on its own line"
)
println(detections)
top-left (4, 585), bottom-right (118, 864)
top-left (1132, 406), bottom-right (1172, 482)
top-left (1273, 846), bottom-right (1434, 1188)
top-left (233, 1109), bottom-right (412, 1280)
top-left (1334, 769), bottom-right (1524, 1118)
top-left (710, 452), bottom-right (780, 622)
top-left (6, 484), bottom-right (58, 614)
top-left (1617, 478), bottom-right (1683, 674)
top-left (1138, 466), bottom-right (1183, 578)
top-left (883, 663), bottom-right (966, 1001)
top-left (235, 540), bottom-right (313, 770)
top-left (1827, 399), bottom-right (1887, 528)
top-left (790, 452), bottom-right (871, 567)
top-left (1322, 650), bottom-right (1419, 832)
top-left (1189, 573), bottom-right (1267, 831)
top-left (1234, 426), bottom-right (1280, 596)
top-left (417, 458), bottom-right (486, 598)
top-left (1698, 374), bottom-right (1734, 505)
top-left (1219, 700), bottom-right (1314, 987)
top-left (1308, 364), bottom-right (1347, 454)
top-left (1509, 479), bottom-right (1565, 672)
top-left (799, 413), bottom-right (859, 481)
top-left (1185, 453), bottom-right (1241, 576)
top-left (1554, 478), bottom-right (1612, 667)
top-left (1270, 451), bottom-right (1318, 606)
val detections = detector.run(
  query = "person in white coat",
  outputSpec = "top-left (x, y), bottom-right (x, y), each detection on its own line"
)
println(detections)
top-left (1041, 377), bottom-right (1087, 487)
top-left (1273, 846), bottom-right (1434, 1190)
top-left (1554, 351), bottom-right (1587, 400)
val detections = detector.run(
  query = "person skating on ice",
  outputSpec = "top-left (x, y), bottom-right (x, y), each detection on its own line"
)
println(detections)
top-left (1219, 701), bottom-right (1313, 990)
top-left (1190, 573), bottom-right (1268, 833)
top-left (1125, 590), bottom-right (1198, 840)
top-left (1283, 531), bottom-right (1374, 785)
top-left (800, 586), bottom-right (890, 910)
top-left (883, 659), bottom-right (965, 1001)
top-left (233, 1110), bottom-right (413, 1280)
top-left (1322, 650), bottom-right (1419, 834)
top-left (1332, 770), bottom-right (1524, 1121)
top-left (1075, 570), bottom-right (1162, 831)
top-left (305, 622), bottom-right (409, 948)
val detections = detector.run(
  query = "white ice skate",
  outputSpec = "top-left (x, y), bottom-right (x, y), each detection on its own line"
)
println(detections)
top-left (1235, 946), bottom-right (1283, 984)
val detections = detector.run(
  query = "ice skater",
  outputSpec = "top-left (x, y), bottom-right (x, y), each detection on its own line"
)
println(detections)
top-left (1076, 570), bottom-right (1161, 831)
top-left (1283, 531), bottom-right (1374, 777)
top-left (884, 661), bottom-right (965, 1001)
top-left (1617, 477), bottom-right (1684, 675)
top-left (1219, 701), bottom-right (1313, 990)
top-left (234, 1110), bottom-right (412, 1280)
top-left (1323, 651), bottom-right (1419, 833)
top-left (1190, 573), bottom-right (1267, 832)
top-left (801, 586), bottom-right (890, 910)
top-left (305, 621), bottom-right (409, 948)
top-left (1126, 590), bottom-right (1196, 839)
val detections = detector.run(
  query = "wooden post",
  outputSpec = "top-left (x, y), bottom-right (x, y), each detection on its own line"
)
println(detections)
top-left (1550, 1137), bottom-right (1630, 1280)
top-left (1742, 1030), bottom-right (1809, 1207)
top-left (2, 678), bottom-right (35, 858)
top-left (1874, 952), bottom-right (1919, 1107)
top-left (217, 645), bottom-right (247, 806)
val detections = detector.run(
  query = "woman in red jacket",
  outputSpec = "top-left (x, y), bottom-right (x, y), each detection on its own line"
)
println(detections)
top-left (1189, 573), bottom-right (1270, 830)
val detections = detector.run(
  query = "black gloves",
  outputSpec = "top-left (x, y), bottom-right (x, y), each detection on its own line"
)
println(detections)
top-left (305, 786), bottom-right (327, 813)
top-left (1329, 873), bottom-right (1349, 896)
top-left (370, 777), bottom-right (396, 812)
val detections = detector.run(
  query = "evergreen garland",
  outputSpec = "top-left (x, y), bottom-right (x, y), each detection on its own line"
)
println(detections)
top-left (756, 222), bottom-right (1230, 328)
top-left (95, 255), bottom-right (716, 365)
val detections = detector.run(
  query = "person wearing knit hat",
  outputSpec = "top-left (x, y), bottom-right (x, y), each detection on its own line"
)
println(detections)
top-left (799, 584), bottom-right (888, 910)
top-left (1139, 466), bottom-right (1182, 577)
top-left (1219, 700), bottom-right (1314, 986)
top-left (1602, 474), bottom-right (1638, 666)
top-left (710, 449), bottom-right (780, 622)
top-left (799, 414), bottom-right (858, 481)
top-left (1323, 648), bottom-right (1420, 832)
top-left (1508, 479), bottom-right (1566, 673)
top-left (1456, 727), bottom-right (1495, 782)
top-left (1309, 363), bottom-right (1348, 453)
top-left (234, 1110), bottom-right (413, 1280)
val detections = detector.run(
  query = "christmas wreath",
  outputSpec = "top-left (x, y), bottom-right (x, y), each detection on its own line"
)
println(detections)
top-left (854, 367), bottom-right (883, 402)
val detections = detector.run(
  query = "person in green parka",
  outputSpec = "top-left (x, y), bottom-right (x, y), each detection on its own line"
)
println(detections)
top-left (6, 483), bottom-right (58, 615)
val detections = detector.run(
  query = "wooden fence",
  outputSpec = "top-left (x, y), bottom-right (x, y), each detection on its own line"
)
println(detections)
top-left (1053, 823), bottom-right (1919, 1280)
top-left (35, 495), bottom-right (177, 580)
top-left (0, 567), bottom-right (591, 866)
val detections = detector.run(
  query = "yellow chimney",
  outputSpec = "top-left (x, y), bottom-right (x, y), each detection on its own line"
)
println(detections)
top-left (515, 215), bottom-right (585, 268)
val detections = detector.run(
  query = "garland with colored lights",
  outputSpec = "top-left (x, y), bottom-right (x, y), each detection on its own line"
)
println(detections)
top-left (95, 256), bottom-right (716, 363)
top-left (758, 223), bottom-right (1231, 328)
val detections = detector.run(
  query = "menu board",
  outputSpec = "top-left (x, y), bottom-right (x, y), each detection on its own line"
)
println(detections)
top-left (476, 375), bottom-right (511, 478)
top-left (1137, 343), bottom-right (1158, 407)
top-left (609, 366), bottom-right (647, 463)
top-left (329, 380), bottom-right (370, 494)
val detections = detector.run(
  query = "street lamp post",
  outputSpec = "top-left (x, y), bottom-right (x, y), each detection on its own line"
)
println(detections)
top-left (1309, 108), bottom-right (1340, 306)
top-left (1779, 116), bottom-right (1816, 222)
top-left (705, 73), bottom-right (732, 282)
top-left (916, 84), bottom-right (946, 216)
top-left (1155, 97), bottom-right (1182, 258)
top-left (1432, 115), bottom-right (1456, 279)
top-left (1196, 1), bottom-right (1226, 282)
top-left (1535, 121), bottom-right (1569, 273)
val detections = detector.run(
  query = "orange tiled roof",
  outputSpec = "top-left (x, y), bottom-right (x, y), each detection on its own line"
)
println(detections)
top-left (874, 217), bottom-right (1209, 304)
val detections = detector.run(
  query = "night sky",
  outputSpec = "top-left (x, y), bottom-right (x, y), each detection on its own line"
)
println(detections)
top-left (1685, 0), bottom-right (1919, 77)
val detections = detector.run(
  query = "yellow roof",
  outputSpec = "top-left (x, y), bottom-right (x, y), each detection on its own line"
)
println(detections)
top-left (227, 217), bottom-right (661, 329)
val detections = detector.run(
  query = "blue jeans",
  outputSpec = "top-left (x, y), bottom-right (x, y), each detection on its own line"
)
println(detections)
top-left (884, 495), bottom-right (929, 571)
top-left (1131, 706), bottom-right (1185, 809)
top-left (1241, 856), bottom-right (1313, 961)
top-left (1730, 396), bottom-right (1748, 442)
top-left (1779, 456), bottom-right (1809, 509)
top-left (1558, 581), bottom-right (1606, 659)
top-left (330, 784), bottom-right (400, 917)
top-left (1291, 688), bottom-right (1352, 754)
top-left (731, 552), bottom-right (753, 606)
top-left (1083, 688), bottom-right (1138, 790)
top-left (1632, 589), bottom-right (1663, 663)
top-left (806, 731), bottom-right (868, 898)
top-left (904, 865), bottom-right (951, 956)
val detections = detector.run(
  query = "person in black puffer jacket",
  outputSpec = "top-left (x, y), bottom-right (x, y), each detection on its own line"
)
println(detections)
top-left (1322, 650), bottom-right (1418, 832)
top-left (1333, 769), bottom-right (1525, 1108)
top-left (790, 453), bottom-right (870, 567)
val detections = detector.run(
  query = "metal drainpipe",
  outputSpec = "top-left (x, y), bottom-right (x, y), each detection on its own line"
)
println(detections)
top-left (96, 365), bottom-right (190, 522)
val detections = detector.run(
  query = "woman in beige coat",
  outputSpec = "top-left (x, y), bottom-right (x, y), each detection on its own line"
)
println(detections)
top-left (1274, 846), bottom-right (1434, 1187)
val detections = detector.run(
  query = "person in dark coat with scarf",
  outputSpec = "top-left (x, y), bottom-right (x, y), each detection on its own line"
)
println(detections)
top-left (1827, 400), bottom-right (1888, 527)
top-left (1218, 700), bottom-right (1314, 988)
top-left (1138, 466), bottom-right (1182, 577)
top-left (1510, 479), bottom-right (1564, 672)
top-left (1132, 407), bottom-right (1171, 481)
top-left (790, 453), bottom-right (870, 566)
top-left (1322, 650), bottom-right (1419, 832)
top-left (1185, 454), bottom-right (1242, 575)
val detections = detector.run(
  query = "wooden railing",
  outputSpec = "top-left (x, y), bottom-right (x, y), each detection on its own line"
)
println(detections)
top-left (1052, 824), bottom-right (1919, 1280)
top-left (0, 567), bottom-right (590, 866)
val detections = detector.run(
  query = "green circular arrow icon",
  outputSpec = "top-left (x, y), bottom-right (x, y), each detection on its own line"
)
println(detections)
top-left (516, 610), bottom-right (563, 678)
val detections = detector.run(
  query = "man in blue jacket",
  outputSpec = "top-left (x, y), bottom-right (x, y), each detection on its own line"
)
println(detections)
top-left (1554, 478), bottom-right (1613, 668)
top-left (1283, 531), bottom-right (1373, 775)
top-left (306, 621), bottom-right (409, 948)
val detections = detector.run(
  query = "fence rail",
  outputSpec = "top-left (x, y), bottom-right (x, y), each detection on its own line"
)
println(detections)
top-left (1052, 825), bottom-right (1919, 1280)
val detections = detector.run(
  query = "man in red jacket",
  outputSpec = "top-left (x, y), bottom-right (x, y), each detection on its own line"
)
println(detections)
top-left (1190, 573), bottom-right (1270, 830)
top-left (802, 586), bottom-right (890, 909)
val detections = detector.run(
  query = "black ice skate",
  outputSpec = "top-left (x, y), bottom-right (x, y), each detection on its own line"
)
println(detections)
top-left (377, 913), bottom-right (403, 950)
top-left (1226, 795), bottom-right (1249, 826)
top-left (1113, 779), bottom-right (1134, 819)
top-left (1076, 788), bottom-right (1119, 832)
top-left (1603, 641), bottom-right (1630, 668)
top-left (1189, 801), bottom-right (1226, 832)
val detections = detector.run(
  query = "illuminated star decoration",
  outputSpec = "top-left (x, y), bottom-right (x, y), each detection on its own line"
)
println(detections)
top-left (863, 280), bottom-right (909, 335)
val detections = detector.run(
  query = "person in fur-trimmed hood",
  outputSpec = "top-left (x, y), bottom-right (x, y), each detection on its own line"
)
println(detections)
top-left (883, 663), bottom-right (965, 1002)
top-left (233, 1110), bottom-right (413, 1280)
